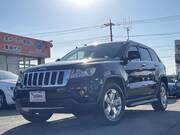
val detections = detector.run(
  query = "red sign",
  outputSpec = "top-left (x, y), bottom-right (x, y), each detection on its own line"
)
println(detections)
top-left (0, 32), bottom-right (51, 58)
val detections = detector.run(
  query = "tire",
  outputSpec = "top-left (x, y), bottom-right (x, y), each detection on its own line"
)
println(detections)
top-left (21, 111), bottom-right (53, 123)
top-left (97, 82), bottom-right (125, 125)
top-left (0, 92), bottom-right (7, 109)
top-left (152, 82), bottom-right (168, 111)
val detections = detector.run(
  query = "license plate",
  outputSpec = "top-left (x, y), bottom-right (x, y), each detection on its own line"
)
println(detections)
top-left (30, 91), bottom-right (46, 102)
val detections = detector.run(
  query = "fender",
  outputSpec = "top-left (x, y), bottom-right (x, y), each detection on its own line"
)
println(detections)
top-left (97, 75), bottom-right (127, 103)
top-left (159, 75), bottom-right (168, 87)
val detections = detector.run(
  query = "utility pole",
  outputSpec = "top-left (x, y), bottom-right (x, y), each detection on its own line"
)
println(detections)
top-left (126, 27), bottom-right (130, 41)
top-left (104, 19), bottom-right (115, 42)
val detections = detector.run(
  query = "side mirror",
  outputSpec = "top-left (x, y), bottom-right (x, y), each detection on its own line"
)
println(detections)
top-left (56, 58), bottom-right (61, 62)
top-left (128, 51), bottom-right (140, 61)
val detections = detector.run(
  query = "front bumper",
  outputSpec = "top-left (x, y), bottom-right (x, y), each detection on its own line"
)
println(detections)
top-left (15, 77), bottom-right (102, 113)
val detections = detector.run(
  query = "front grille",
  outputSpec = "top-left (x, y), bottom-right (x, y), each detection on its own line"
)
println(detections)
top-left (23, 70), bottom-right (71, 88)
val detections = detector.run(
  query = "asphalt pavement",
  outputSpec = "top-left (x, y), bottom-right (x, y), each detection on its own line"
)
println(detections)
top-left (0, 98), bottom-right (180, 135)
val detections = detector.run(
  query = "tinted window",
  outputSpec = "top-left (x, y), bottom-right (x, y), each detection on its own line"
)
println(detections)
top-left (0, 71), bottom-right (18, 80)
top-left (127, 46), bottom-right (140, 61)
top-left (177, 72), bottom-right (180, 80)
top-left (139, 47), bottom-right (152, 61)
top-left (149, 49), bottom-right (160, 62)
top-left (61, 44), bottom-right (123, 61)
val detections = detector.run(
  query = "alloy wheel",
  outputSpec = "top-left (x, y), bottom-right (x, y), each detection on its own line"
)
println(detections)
top-left (103, 88), bottom-right (122, 121)
top-left (160, 85), bottom-right (167, 108)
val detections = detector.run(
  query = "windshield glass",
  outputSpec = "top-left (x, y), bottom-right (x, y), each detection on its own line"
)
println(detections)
top-left (0, 71), bottom-right (18, 80)
top-left (61, 44), bottom-right (123, 61)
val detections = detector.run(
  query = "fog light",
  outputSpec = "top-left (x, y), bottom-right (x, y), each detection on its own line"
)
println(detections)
top-left (79, 87), bottom-right (88, 97)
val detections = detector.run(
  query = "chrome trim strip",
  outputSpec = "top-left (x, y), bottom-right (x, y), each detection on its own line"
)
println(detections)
top-left (130, 98), bottom-right (158, 106)
top-left (22, 107), bottom-right (64, 112)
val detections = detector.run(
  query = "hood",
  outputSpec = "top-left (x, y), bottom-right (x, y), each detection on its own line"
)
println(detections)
top-left (0, 79), bottom-right (17, 85)
top-left (23, 58), bottom-right (112, 72)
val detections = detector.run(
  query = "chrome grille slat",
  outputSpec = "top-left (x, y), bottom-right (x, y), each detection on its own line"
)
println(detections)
top-left (23, 70), bottom-right (70, 88)
top-left (42, 72), bottom-right (45, 86)
top-left (31, 73), bottom-right (35, 87)
top-left (55, 72), bottom-right (60, 85)
top-left (36, 73), bottom-right (39, 85)
top-left (48, 72), bottom-right (52, 86)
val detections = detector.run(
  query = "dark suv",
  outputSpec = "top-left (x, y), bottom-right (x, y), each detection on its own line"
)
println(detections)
top-left (15, 41), bottom-right (168, 125)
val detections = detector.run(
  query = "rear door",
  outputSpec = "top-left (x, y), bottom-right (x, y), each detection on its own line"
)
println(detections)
top-left (148, 49), bottom-right (162, 95)
top-left (138, 47), bottom-right (156, 96)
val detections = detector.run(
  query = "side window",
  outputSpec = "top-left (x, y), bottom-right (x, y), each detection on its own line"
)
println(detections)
top-left (127, 46), bottom-right (140, 62)
top-left (177, 72), bottom-right (180, 80)
top-left (139, 47), bottom-right (152, 61)
top-left (149, 49), bottom-right (160, 62)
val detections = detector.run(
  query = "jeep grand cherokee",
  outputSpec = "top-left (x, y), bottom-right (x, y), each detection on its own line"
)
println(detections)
top-left (14, 41), bottom-right (168, 125)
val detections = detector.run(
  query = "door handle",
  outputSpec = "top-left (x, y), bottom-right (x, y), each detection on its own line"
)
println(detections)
top-left (154, 64), bottom-right (158, 67)
top-left (141, 64), bottom-right (146, 67)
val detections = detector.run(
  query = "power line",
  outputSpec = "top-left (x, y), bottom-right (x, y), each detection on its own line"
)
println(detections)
top-left (15, 14), bottom-right (180, 38)
top-left (117, 14), bottom-right (180, 25)
top-left (23, 25), bottom-right (102, 36)
top-left (53, 35), bottom-right (109, 44)
top-left (113, 31), bottom-right (180, 38)
top-left (16, 14), bottom-right (180, 40)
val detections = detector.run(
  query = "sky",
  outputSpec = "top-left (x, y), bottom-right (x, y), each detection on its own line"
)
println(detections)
top-left (0, 0), bottom-right (180, 74)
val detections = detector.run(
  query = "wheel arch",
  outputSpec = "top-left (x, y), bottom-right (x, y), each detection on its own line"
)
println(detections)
top-left (160, 76), bottom-right (168, 90)
top-left (103, 76), bottom-right (127, 97)
top-left (97, 76), bottom-right (127, 103)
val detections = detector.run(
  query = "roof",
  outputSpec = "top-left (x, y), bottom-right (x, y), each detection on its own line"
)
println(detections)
top-left (95, 40), bottom-right (150, 48)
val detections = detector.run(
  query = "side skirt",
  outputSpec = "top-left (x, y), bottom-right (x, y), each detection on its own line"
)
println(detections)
top-left (126, 98), bottom-right (158, 107)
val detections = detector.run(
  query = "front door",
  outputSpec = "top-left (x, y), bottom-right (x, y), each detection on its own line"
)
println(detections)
top-left (124, 46), bottom-right (148, 99)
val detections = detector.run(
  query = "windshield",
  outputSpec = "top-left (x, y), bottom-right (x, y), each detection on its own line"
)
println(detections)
top-left (0, 71), bottom-right (18, 80)
top-left (61, 44), bottom-right (123, 61)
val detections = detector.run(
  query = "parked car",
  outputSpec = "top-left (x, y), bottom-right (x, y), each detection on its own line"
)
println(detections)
top-left (14, 41), bottom-right (168, 125)
top-left (175, 71), bottom-right (180, 97)
top-left (167, 75), bottom-right (176, 96)
top-left (0, 70), bottom-right (18, 109)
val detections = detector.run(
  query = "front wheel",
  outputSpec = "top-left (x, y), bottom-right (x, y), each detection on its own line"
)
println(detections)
top-left (97, 82), bottom-right (125, 125)
top-left (21, 112), bottom-right (53, 123)
top-left (152, 82), bottom-right (168, 111)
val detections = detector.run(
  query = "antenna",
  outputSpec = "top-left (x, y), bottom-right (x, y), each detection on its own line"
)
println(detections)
top-left (122, 17), bottom-right (132, 41)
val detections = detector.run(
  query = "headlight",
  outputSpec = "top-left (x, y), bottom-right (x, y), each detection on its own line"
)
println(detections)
top-left (8, 87), bottom-right (15, 91)
top-left (70, 67), bottom-right (96, 79)
top-left (16, 73), bottom-right (23, 89)
top-left (17, 75), bottom-right (23, 84)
